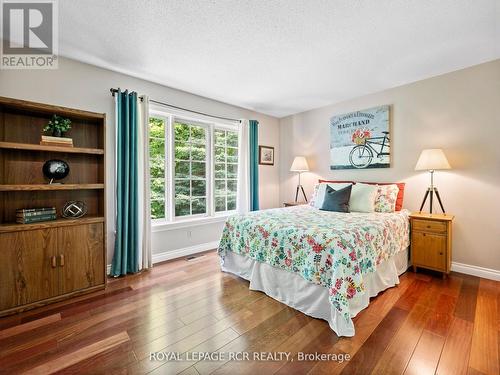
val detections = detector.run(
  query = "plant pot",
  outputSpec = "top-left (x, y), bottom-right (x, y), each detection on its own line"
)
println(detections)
top-left (52, 129), bottom-right (62, 137)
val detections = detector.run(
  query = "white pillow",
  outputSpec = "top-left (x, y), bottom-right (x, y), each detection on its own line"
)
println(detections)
top-left (313, 182), bottom-right (352, 209)
top-left (349, 183), bottom-right (378, 212)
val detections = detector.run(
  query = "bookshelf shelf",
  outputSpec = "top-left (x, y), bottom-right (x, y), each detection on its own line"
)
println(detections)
top-left (0, 184), bottom-right (104, 191)
top-left (0, 141), bottom-right (104, 155)
top-left (0, 216), bottom-right (105, 233)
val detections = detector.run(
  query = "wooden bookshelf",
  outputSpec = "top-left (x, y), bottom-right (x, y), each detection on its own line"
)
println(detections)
top-left (0, 95), bottom-right (107, 317)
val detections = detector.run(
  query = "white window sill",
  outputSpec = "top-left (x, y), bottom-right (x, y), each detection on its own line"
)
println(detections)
top-left (152, 214), bottom-right (230, 232)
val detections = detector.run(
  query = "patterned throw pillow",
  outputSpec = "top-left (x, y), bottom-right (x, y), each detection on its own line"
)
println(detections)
top-left (374, 184), bottom-right (400, 213)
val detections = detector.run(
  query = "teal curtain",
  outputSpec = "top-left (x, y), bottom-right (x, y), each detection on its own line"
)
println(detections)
top-left (111, 90), bottom-right (139, 276)
top-left (249, 120), bottom-right (259, 211)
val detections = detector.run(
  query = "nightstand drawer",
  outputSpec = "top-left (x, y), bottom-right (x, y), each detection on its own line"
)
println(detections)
top-left (412, 231), bottom-right (446, 271)
top-left (412, 219), bottom-right (447, 234)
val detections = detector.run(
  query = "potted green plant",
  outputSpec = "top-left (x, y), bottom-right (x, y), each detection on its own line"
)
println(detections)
top-left (43, 115), bottom-right (72, 137)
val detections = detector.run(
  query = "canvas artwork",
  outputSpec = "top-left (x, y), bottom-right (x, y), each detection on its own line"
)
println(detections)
top-left (330, 105), bottom-right (390, 169)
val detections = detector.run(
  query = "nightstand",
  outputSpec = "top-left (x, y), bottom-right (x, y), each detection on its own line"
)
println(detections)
top-left (283, 202), bottom-right (306, 207)
top-left (410, 212), bottom-right (454, 278)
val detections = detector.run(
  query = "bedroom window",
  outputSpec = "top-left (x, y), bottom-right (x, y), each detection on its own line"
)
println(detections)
top-left (148, 111), bottom-right (239, 223)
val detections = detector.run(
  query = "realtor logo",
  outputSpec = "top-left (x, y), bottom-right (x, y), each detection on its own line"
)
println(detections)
top-left (1, 0), bottom-right (58, 69)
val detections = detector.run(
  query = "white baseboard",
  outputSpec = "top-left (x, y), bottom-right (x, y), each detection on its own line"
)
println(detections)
top-left (107, 241), bottom-right (219, 275)
top-left (451, 262), bottom-right (500, 281)
top-left (152, 241), bottom-right (219, 264)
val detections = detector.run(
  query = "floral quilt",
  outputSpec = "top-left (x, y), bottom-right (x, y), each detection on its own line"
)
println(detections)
top-left (218, 205), bottom-right (410, 321)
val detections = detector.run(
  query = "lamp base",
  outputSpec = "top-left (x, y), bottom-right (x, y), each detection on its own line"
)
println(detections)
top-left (419, 187), bottom-right (445, 214)
top-left (295, 184), bottom-right (308, 203)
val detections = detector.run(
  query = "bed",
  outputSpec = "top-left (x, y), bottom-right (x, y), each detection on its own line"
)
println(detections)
top-left (218, 204), bottom-right (410, 337)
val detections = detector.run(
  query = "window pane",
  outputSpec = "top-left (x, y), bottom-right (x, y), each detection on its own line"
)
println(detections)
top-left (191, 162), bottom-right (206, 179)
top-left (215, 196), bottom-right (226, 212)
top-left (227, 163), bottom-right (237, 178)
top-left (192, 180), bottom-right (206, 197)
top-left (227, 147), bottom-right (238, 163)
top-left (215, 146), bottom-right (225, 163)
top-left (151, 178), bottom-right (165, 200)
top-left (175, 122), bottom-right (190, 142)
top-left (175, 161), bottom-right (190, 178)
top-left (150, 158), bottom-right (165, 178)
top-left (191, 144), bottom-right (206, 161)
top-left (149, 118), bottom-right (165, 138)
top-left (215, 179), bottom-right (226, 196)
top-left (190, 126), bottom-right (206, 144)
top-left (150, 138), bottom-right (165, 158)
top-left (192, 198), bottom-right (206, 215)
top-left (227, 179), bottom-right (237, 194)
top-left (151, 200), bottom-right (165, 219)
top-left (175, 179), bottom-right (190, 197)
top-left (215, 163), bottom-right (226, 179)
top-left (214, 129), bottom-right (226, 146)
top-left (175, 198), bottom-right (190, 216)
top-left (174, 142), bottom-right (190, 160)
top-left (227, 195), bottom-right (236, 211)
top-left (227, 131), bottom-right (238, 147)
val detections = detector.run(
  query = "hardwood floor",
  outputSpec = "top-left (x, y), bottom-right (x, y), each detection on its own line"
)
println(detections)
top-left (0, 250), bottom-right (498, 374)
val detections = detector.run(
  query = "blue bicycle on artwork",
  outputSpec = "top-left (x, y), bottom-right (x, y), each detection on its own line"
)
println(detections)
top-left (349, 129), bottom-right (390, 168)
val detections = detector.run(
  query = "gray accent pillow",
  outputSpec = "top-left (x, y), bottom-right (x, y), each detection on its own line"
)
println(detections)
top-left (320, 184), bottom-right (352, 213)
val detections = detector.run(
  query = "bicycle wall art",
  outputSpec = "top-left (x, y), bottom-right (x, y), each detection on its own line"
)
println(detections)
top-left (330, 105), bottom-right (391, 169)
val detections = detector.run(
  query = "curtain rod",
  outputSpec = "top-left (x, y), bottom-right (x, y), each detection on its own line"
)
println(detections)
top-left (110, 88), bottom-right (241, 123)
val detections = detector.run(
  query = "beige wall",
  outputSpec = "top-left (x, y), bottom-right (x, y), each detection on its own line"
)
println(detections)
top-left (0, 57), bottom-right (280, 260)
top-left (280, 60), bottom-right (500, 271)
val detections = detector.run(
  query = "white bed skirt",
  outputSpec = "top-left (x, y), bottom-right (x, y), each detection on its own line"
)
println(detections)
top-left (221, 248), bottom-right (409, 337)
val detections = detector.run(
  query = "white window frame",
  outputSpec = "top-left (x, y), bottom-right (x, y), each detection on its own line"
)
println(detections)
top-left (149, 107), bottom-right (239, 227)
top-left (212, 126), bottom-right (239, 214)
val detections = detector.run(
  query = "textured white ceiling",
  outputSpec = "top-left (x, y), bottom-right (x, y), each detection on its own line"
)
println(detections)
top-left (59, 0), bottom-right (499, 117)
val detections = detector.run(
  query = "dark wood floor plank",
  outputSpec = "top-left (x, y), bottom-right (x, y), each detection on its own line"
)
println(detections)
top-left (238, 318), bottom-right (327, 375)
top-left (436, 317), bottom-right (474, 375)
top-left (339, 307), bottom-right (408, 374)
top-left (0, 313), bottom-right (61, 340)
top-left (22, 331), bottom-right (130, 374)
top-left (454, 274), bottom-right (480, 322)
top-left (394, 279), bottom-right (431, 311)
top-left (404, 330), bottom-right (445, 375)
top-left (468, 279), bottom-right (499, 375)
top-left (371, 303), bottom-right (432, 375)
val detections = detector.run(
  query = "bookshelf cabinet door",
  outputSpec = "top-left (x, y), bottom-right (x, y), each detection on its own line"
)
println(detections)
top-left (57, 223), bottom-right (105, 294)
top-left (0, 229), bottom-right (59, 311)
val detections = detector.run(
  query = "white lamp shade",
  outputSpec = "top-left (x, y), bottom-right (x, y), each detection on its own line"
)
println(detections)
top-left (290, 156), bottom-right (309, 172)
top-left (415, 149), bottom-right (451, 171)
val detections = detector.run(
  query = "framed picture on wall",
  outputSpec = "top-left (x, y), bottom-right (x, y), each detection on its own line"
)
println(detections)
top-left (330, 105), bottom-right (391, 169)
top-left (259, 145), bottom-right (274, 165)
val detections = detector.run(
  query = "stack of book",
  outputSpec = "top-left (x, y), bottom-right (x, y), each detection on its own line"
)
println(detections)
top-left (16, 207), bottom-right (57, 224)
top-left (40, 135), bottom-right (73, 147)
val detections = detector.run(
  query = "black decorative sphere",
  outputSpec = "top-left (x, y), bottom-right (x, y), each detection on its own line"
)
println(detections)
top-left (42, 159), bottom-right (70, 182)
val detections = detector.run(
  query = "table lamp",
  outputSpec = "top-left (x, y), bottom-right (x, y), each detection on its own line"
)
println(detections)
top-left (290, 156), bottom-right (309, 202)
top-left (415, 148), bottom-right (451, 213)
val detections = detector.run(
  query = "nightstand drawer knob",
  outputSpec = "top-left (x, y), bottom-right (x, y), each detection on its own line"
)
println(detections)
top-left (427, 225), bottom-right (431, 228)
top-left (439, 252), bottom-right (443, 255)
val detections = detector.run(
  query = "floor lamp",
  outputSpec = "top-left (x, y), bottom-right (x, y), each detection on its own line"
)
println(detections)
top-left (415, 149), bottom-right (451, 214)
top-left (290, 156), bottom-right (309, 202)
